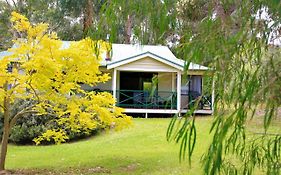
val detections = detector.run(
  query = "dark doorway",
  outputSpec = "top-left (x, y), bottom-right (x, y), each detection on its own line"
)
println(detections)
top-left (120, 72), bottom-right (157, 90)
top-left (188, 75), bottom-right (202, 95)
top-left (119, 72), bottom-right (157, 107)
top-left (188, 75), bottom-right (203, 109)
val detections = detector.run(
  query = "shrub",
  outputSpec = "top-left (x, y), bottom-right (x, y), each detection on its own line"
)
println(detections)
top-left (0, 99), bottom-right (100, 145)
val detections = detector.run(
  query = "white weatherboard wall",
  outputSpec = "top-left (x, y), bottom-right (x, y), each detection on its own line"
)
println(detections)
top-left (115, 57), bottom-right (179, 72)
top-left (181, 76), bottom-right (189, 109)
top-left (158, 72), bottom-right (173, 98)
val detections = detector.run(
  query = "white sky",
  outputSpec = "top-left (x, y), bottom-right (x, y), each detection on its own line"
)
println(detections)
top-left (255, 7), bottom-right (281, 46)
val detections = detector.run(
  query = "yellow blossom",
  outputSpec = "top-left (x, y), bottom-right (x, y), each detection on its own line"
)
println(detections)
top-left (1, 12), bottom-right (132, 145)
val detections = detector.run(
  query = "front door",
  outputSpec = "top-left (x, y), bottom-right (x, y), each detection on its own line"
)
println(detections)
top-left (181, 75), bottom-right (202, 109)
top-left (119, 72), bottom-right (157, 107)
top-left (189, 75), bottom-right (202, 95)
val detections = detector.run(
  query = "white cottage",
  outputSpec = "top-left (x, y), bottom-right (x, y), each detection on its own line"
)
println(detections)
top-left (0, 43), bottom-right (214, 117)
top-left (77, 43), bottom-right (214, 117)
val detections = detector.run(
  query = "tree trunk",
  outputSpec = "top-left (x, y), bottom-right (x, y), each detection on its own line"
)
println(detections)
top-left (125, 15), bottom-right (132, 44)
top-left (0, 95), bottom-right (10, 171)
top-left (83, 0), bottom-right (94, 34)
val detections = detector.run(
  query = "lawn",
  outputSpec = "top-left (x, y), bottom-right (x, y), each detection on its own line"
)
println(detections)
top-left (6, 116), bottom-right (280, 175)
top-left (7, 117), bottom-right (213, 175)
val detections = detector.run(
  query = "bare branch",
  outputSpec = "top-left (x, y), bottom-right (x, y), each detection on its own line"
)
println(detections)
top-left (9, 104), bottom-right (37, 131)
top-left (9, 110), bottom-right (38, 131)
top-left (4, 0), bottom-right (11, 7)
top-left (48, 23), bottom-right (62, 33)
top-left (4, 0), bottom-right (17, 9)
top-left (11, 0), bottom-right (18, 9)
top-left (27, 82), bottom-right (41, 102)
top-left (9, 108), bottom-right (58, 131)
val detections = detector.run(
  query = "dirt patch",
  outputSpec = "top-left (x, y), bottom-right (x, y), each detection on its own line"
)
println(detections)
top-left (118, 163), bottom-right (140, 173)
top-left (5, 166), bottom-right (111, 175)
top-left (255, 107), bottom-right (281, 118)
top-left (86, 166), bottom-right (111, 174)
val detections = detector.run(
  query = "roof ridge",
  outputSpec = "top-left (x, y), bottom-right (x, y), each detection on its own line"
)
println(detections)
top-left (112, 43), bottom-right (168, 47)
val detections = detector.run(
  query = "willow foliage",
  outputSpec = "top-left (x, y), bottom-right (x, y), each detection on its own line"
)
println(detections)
top-left (96, 0), bottom-right (279, 174)
top-left (86, 0), bottom-right (281, 174)
top-left (167, 1), bottom-right (280, 175)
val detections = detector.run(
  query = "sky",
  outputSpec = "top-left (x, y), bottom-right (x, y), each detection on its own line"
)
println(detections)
top-left (255, 7), bottom-right (281, 46)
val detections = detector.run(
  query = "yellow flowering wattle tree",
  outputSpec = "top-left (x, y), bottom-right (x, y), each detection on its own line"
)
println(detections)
top-left (0, 12), bottom-right (131, 171)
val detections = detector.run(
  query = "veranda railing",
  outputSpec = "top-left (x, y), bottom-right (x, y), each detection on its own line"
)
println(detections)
top-left (116, 90), bottom-right (177, 109)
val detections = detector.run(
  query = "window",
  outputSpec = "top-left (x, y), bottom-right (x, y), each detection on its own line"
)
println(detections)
top-left (143, 81), bottom-right (152, 91)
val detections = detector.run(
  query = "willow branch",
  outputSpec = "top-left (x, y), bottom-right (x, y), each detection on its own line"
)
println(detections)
top-left (254, 76), bottom-right (277, 99)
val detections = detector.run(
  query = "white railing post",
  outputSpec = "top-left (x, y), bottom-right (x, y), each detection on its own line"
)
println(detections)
top-left (177, 71), bottom-right (181, 113)
top-left (172, 72), bottom-right (175, 92)
top-left (112, 69), bottom-right (117, 104)
top-left (211, 77), bottom-right (215, 114)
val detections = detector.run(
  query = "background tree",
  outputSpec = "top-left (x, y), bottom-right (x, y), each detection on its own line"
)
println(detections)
top-left (166, 1), bottom-right (281, 175)
top-left (0, 12), bottom-right (131, 171)
top-left (0, 0), bottom-right (177, 47)
top-left (0, 0), bottom-right (85, 50)
top-left (58, 0), bottom-right (177, 44)
top-left (93, 0), bottom-right (177, 44)
top-left (0, 1), bottom-right (13, 50)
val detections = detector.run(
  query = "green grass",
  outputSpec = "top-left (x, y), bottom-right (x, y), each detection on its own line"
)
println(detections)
top-left (6, 116), bottom-right (280, 174)
top-left (7, 117), bottom-right (213, 175)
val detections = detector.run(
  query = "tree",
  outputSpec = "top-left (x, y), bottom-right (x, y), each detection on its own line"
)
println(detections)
top-left (58, 0), bottom-right (98, 34)
top-left (0, 0), bottom-right (86, 50)
top-left (0, 0), bottom-right (177, 48)
top-left (82, 1), bottom-right (280, 174)
top-left (0, 1), bottom-right (13, 51)
top-left (59, 0), bottom-right (177, 44)
top-left (0, 12), bottom-right (131, 171)
top-left (92, 0), bottom-right (177, 44)
top-left (166, 1), bottom-right (281, 175)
